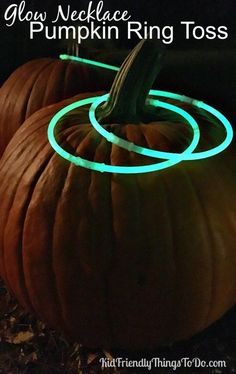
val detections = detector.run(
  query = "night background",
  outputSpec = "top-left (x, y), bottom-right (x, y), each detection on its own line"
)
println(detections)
top-left (0, 0), bottom-right (236, 372)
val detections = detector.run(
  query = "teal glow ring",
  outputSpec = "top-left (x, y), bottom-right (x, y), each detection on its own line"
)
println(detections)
top-left (89, 92), bottom-right (233, 161)
top-left (149, 90), bottom-right (234, 160)
top-left (89, 94), bottom-right (200, 160)
top-left (60, 54), bottom-right (233, 160)
top-left (50, 55), bottom-right (233, 173)
top-left (60, 54), bottom-right (119, 72)
top-left (48, 95), bottom-right (200, 174)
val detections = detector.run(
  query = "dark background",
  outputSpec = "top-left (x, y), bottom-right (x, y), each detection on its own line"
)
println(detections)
top-left (0, 0), bottom-right (235, 122)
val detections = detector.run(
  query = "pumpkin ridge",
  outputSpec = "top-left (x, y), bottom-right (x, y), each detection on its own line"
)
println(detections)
top-left (22, 143), bottom-right (74, 328)
top-left (126, 149), bottom-right (150, 284)
top-left (0, 134), bottom-right (51, 281)
top-left (1, 94), bottom-right (87, 165)
top-left (25, 60), bottom-right (61, 118)
top-left (10, 61), bottom-right (54, 130)
top-left (153, 171), bottom-right (177, 336)
top-left (97, 137), bottom-right (119, 347)
top-left (2, 59), bottom-right (51, 102)
top-left (51, 133), bottom-right (113, 345)
top-left (1, 126), bottom-right (70, 312)
top-left (16, 60), bottom-right (54, 121)
top-left (141, 120), bottom-right (193, 155)
top-left (1, 120), bottom-right (51, 171)
top-left (51, 153), bottom-right (78, 336)
top-left (142, 124), bottom-right (176, 155)
top-left (0, 60), bottom-right (53, 155)
top-left (108, 164), bottom-right (149, 345)
top-left (181, 167), bottom-right (215, 332)
top-left (29, 127), bottom-right (109, 338)
top-left (2, 140), bottom-right (54, 312)
top-left (158, 167), bottom-right (206, 339)
top-left (136, 132), bottom-right (172, 283)
top-left (89, 144), bottom-right (115, 347)
top-left (134, 172), bottom-right (151, 285)
top-left (0, 135), bottom-right (50, 292)
top-left (42, 61), bottom-right (68, 108)
top-left (111, 162), bottom-right (141, 346)
top-left (66, 126), bottom-right (100, 158)
top-left (107, 180), bottom-right (118, 347)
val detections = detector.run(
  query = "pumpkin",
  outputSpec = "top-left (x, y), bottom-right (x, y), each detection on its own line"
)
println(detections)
top-left (0, 40), bottom-right (236, 350)
top-left (0, 55), bottom-right (114, 157)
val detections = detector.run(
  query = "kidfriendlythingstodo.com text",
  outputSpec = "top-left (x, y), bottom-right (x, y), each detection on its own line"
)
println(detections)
top-left (4, 1), bottom-right (229, 45)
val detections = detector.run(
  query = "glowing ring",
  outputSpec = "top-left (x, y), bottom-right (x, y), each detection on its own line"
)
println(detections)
top-left (89, 93), bottom-right (200, 160)
top-left (60, 54), bottom-right (119, 72)
top-left (149, 90), bottom-right (234, 160)
top-left (89, 91), bottom-right (233, 161)
top-left (48, 96), bottom-right (200, 174)
top-left (59, 54), bottom-right (233, 160)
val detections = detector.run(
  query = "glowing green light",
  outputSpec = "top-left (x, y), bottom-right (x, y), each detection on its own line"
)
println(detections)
top-left (187, 100), bottom-right (233, 159)
top-left (59, 54), bottom-right (120, 72)
top-left (50, 56), bottom-right (234, 173)
top-left (89, 91), bottom-right (233, 162)
top-left (48, 94), bottom-right (200, 174)
top-left (89, 94), bottom-right (200, 160)
top-left (149, 90), bottom-right (233, 160)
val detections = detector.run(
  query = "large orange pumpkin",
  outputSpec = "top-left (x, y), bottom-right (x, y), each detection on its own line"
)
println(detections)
top-left (0, 40), bottom-right (235, 350)
top-left (0, 56), bottom-right (114, 157)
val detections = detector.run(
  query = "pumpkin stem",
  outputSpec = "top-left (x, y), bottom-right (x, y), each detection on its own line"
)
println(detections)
top-left (67, 41), bottom-right (79, 56)
top-left (97, 39), bottom-right (163, 123)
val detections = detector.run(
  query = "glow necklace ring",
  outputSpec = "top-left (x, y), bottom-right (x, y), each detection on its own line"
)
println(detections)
top-left (149, 90), bottom-right (233, 160)
top-left (59, 55), bottom-right (233, 160)
top-left (48, 94), bottom-right (200, 174)
top-left (48, 56), bottom-right (234, 174)
top-left (89, 91), bottom-right (233, 161)
top-left (89, 93), bottom-right (200, 161)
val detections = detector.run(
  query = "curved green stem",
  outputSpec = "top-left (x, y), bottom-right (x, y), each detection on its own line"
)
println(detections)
top-left (98, 39), bottom-right (164, 123)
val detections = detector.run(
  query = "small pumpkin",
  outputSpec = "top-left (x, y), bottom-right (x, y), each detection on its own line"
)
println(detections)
top-left (0, 55), bottom-right (114, 157)
top-left (0, 40), bottom-right (235, 350)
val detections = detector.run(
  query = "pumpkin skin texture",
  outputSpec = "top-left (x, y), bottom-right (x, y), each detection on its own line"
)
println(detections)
top-left (0, 87), bottom-right (236, 350)
top-left (0, 57), bottom-right (114, 157)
